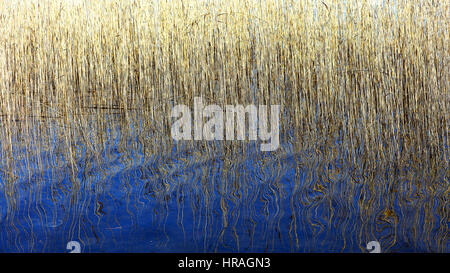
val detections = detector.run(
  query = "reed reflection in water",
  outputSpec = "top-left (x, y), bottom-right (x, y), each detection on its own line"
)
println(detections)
top-left (0, 111), bottom-right (447, 252)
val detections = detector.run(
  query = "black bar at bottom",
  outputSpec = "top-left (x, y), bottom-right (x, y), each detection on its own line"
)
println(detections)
top-left (0, 253), bottom-right (445, 272)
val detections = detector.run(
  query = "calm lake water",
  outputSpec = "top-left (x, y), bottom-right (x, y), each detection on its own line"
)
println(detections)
top-left (0, 118), bottom-right (447, 253)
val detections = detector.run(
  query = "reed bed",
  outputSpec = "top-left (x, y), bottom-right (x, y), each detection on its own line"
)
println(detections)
top-left (0, 0), bottom-right (448, 252)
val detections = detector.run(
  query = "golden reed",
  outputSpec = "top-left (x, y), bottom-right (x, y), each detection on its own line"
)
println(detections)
top-left (0, 0), bottom-right (447, 252)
